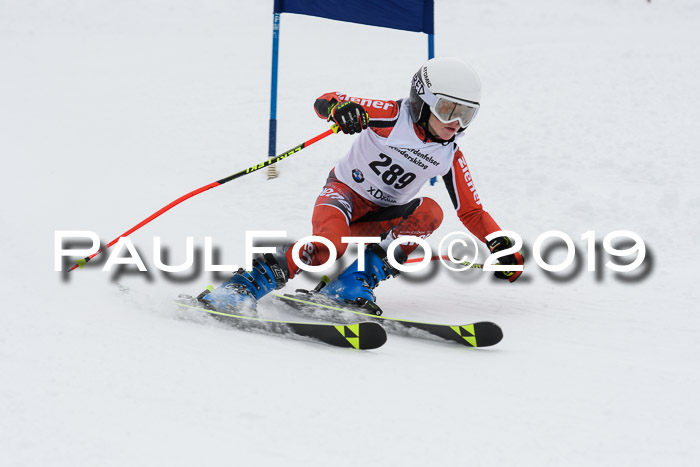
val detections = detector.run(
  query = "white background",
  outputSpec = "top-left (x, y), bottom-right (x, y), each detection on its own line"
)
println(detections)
top-left (2, 0), bottom-right (699, 465)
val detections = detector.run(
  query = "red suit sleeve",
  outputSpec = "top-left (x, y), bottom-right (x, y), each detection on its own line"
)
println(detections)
top-left (314, 92), bottom-right (400, 137)
top-left (442, 148), bottom-right (502, 243)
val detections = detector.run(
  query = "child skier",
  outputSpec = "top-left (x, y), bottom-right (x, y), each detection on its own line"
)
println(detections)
top-left (200, 57), bottom-right (524, 312)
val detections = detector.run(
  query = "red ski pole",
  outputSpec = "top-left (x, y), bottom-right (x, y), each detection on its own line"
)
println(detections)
top-left (69, 125), bottom-right (340, 272)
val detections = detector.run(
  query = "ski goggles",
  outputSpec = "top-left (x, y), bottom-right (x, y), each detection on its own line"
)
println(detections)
top-left (416, 77), bottom-right (480, 128)
top-left (430, 95), bottom-right (480, 128)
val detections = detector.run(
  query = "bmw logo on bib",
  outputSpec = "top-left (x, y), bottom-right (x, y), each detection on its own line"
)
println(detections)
top-left (352, 169), bottom-right (364, 183)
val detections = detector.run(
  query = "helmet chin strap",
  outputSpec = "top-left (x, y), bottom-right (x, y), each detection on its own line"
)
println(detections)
top-left (431, 132), bottom-right (456, 145)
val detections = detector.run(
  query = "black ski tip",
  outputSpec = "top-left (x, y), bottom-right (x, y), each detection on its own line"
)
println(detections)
top-left (325, 321), bottom-right (387, 350)
top-left (358, 321), bottom-right (388, 349)
top-left (468, 321), bottom-right (504, 347)
top-left (406, 320), bottom-right (503, 347)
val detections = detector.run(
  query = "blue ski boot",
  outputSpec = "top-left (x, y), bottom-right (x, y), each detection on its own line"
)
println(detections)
top-left (319, 244), bottom-right (402, 315)
top-left (198, 253), bottom-right (289, 311)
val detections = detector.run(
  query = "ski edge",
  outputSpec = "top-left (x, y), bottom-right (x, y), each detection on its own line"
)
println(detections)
top-left (270, 293), bottom-right (503, 348)
top-left (175, 300), bottom-right (387, 350)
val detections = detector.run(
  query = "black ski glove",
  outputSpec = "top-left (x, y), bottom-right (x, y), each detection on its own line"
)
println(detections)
top-left (487, 236), bottom-right (524, 282)
top-left (328, 101), bottom-right (369, 135)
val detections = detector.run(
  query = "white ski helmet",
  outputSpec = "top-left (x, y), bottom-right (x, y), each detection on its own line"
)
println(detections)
top-left (409, 57), bottom-right (482, 135)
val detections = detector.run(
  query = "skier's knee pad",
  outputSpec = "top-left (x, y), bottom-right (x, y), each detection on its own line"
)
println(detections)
top-left (414, 197), bottom-right (444, 230)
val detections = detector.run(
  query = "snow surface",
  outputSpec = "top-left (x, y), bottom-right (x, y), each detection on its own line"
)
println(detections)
top-left (2, 0), bottom-right (700, 465)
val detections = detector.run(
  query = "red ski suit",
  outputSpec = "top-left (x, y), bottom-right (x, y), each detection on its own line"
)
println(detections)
top-left (284, 92), bottom-right (502, 278)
